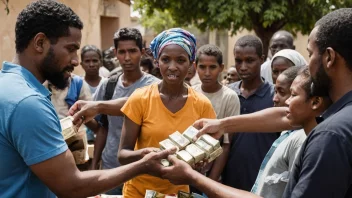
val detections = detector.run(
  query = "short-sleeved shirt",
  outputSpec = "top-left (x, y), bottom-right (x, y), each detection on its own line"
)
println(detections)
top-left (121, 83), bottom-right (216, 198)
top-left (252, 129), bottom-right (306, 197)
top-left (0, 62), bottom-right (68, 197)
top-left (283, 91), bottom-right (352, 198)
top-left (224, 79), bottom-right (278, 191)
top-left (94, 73), bottom-right (159, 169)
top-left (192, 84), bottom-right (240, 143)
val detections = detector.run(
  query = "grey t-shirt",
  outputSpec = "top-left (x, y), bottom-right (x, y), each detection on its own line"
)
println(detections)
top-left (252, 129), bottom-right (306, 197)
top-left (93, 73), bottom-right (159, 169)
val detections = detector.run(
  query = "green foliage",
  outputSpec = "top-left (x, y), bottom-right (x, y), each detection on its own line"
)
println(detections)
top-left (138, 9), bottom-right (178, 34)
top-left (134, 0), bottom-right (352, 55)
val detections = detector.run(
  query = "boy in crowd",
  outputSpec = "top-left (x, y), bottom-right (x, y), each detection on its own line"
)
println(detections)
top-left (92, 27), bottom-right (159, 195)
top-left (226, 35), bottom-right (278, 191)
top-left (193, 44), bottom-right (240, 181)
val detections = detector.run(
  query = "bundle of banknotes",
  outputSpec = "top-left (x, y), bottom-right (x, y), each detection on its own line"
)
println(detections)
top-left (144, 190), bottom-right (205, 198)
top-left (159, 126), bottom-right (223, 167)
top-left (60, 116), bottom-right (78, 140)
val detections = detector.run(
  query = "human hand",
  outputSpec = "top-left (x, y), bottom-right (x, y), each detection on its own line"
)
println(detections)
top-left (161, 155), bottom-right (196, 185)
top-left (192, 118), bottom-right (225, 140)
top-left (140, 147), bottom-right (161, 158)
top-left (68, 100), bottom-right (100, 126)
top-left (140, 148), bottom-right (177, 177)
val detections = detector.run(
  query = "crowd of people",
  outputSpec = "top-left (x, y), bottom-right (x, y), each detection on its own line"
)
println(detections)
top-left (1, 0), bottom-right (352, 198)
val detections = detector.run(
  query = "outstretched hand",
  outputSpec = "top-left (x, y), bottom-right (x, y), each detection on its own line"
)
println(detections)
top-left (68, 100), bottom-right (100, 126)
top-left (141, 147), bottom-right (177, 178)
top-left (192, 118), bottom-right (225, 140)
top-left (161, 155), bottom-right (196, 185)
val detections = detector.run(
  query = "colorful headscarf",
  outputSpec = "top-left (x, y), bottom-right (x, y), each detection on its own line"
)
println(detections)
top-left (150, 28), bottom-right (197, 61)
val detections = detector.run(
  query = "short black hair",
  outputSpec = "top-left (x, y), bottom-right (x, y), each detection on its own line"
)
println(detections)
top-left (113, 28), bottom-right (143, 51)
top-left (315, 8), bottom-right (352, 69)
top-left (15, 0), bottom-right (83, 53)
top-left (234, 35), bottom-right (263, 57)
top-left (280, 66), bottom-right (302, 85)
top-left (297, 67), bottom-right (313, 99)
top-left (196, 44), bottom-right (223, 65)
top-left (140, 56), bottom-right (154, 72)
top-left (271, 30), bottom-right (294, 46)
top-left (81, 45), bottom-right (102, 61)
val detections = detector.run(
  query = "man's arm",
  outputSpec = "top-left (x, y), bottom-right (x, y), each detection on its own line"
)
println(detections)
top-left (68, 98), bottom-right (128, 125)
top-left (162, 155), bottom-right (261, 198)
top-left (90, 126), bottom-right (108, 170)
top-left (31, 148), bottom-right (174, 198)
top-left (194, 107), bottom-right (296, 140)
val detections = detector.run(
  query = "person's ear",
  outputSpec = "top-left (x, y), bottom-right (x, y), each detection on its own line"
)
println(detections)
top-left (325, 47), bottom-right (336, 69)
top-left (33, 33), bottom-right (50, 54)
top-left (220, 63), bottom-right (225, 72)
top-left (141, 48), bottom-right (145, 55)
top-left (192, 61), bottom-right (196, 69)
top-left (113, 48), bottom-right (117, 56)
top-left (261, 54), bottom-right (265, 64)
top-left (311, 96), bottom-right (322, 110)
top-left (154, 59), bottom-right (159, 68)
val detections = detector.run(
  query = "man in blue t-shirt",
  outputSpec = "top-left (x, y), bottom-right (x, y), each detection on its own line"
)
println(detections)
top-left (0, 1), bottom-right (173, 197)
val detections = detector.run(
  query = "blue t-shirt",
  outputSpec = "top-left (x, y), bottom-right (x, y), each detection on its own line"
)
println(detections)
top-left (224, 79), bottom-right (278, 191)
top-left (0, 62), bottom-right (68, 197)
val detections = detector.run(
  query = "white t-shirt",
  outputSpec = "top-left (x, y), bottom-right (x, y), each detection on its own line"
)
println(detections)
top-left (192, 84), bottom-right (241, 143)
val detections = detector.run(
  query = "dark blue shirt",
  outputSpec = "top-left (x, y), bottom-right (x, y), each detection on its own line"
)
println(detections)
top-left (283, 91), bottom-right (352, 198)
top-left (223, 80), bottom-right (278, 191)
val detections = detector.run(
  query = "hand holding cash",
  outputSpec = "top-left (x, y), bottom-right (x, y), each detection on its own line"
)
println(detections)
top-left (68, 100), bottom-right (100, 126)
top-left (159, 126), bottom-right (223, 168)
top-left (192, 118), bottom-right (225, 140)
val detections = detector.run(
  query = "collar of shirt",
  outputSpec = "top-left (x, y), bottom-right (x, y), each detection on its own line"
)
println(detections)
top-left (315, 90), bottom-right (352, 124)
top-left (232, 78), bottom-right (271, 98)
top-left (1, 61), bottom-right (51, 98)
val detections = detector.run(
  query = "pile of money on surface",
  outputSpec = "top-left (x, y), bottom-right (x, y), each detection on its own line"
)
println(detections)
top-left (60, 116), bottom-right (78, 140)
top-left (159, 126), bottom-right (223, 167)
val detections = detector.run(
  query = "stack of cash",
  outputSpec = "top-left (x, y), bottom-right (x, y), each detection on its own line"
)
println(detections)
top-left (159, 126), bottom-right (223, 167)
top-left (60, 116), bottom-right (78, 140)
top-left (169, 131), bottom-right (190, 150)
top-left (159, 139), bottom-right (179, 152)
top-left (182, 126), bottom-right (200, 142)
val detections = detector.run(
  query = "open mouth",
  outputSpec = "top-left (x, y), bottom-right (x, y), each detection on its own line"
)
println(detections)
top-left (167, 74), bottom-right (178, 80)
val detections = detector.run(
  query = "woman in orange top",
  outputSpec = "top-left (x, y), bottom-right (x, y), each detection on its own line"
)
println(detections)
top-left (118, 28), bottom-right (216, 198)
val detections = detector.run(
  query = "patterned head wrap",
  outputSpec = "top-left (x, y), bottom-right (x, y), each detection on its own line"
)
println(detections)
top-left (150, 28), bottom-right (197, 61)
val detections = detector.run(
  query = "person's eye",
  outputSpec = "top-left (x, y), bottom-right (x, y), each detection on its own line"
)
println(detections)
top-left (177, 59), bottom-right (186, 64)
top-left (161, 57), bottom-right (169, 63)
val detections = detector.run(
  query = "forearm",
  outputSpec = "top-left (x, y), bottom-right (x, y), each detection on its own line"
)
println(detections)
top-left (221, 107), bottom-right (295, 133)
top-left (67, 160), bottom-right (145, 198)
top-left (208, 144), bottom-right (230, 181)
top-left (85, 119), bottom-right (101, 133)
top-left (190, 171), bottom-right (261, 198)
top-left (96, 97), bottom-right (128, 116)
top-left (118, 149), bottom-right (144, 165)
top-left (91, 127), bottom-right (108, 169)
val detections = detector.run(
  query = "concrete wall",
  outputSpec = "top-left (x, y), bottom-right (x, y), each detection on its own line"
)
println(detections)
top-left (0, 0), bottom-right (131, 75)
top-left (226, 30), bottom-right (309, 68)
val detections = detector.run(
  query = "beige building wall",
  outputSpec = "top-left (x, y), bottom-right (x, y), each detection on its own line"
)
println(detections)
top-left (227, 30), bottom-right (309, 68)
top-left (0, 0), bottom-right (131, 75)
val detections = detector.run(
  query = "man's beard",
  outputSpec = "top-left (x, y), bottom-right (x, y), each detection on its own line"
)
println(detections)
top-left (41, 47), bottom-right (73, 90)
top-left (311, 59), bottom-right (331, 97)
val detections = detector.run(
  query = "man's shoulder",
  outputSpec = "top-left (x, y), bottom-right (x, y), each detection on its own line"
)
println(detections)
top-left (227, 81), bottom-right (241, 94)
top-left (140, 73), bottom-right (160, 85)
